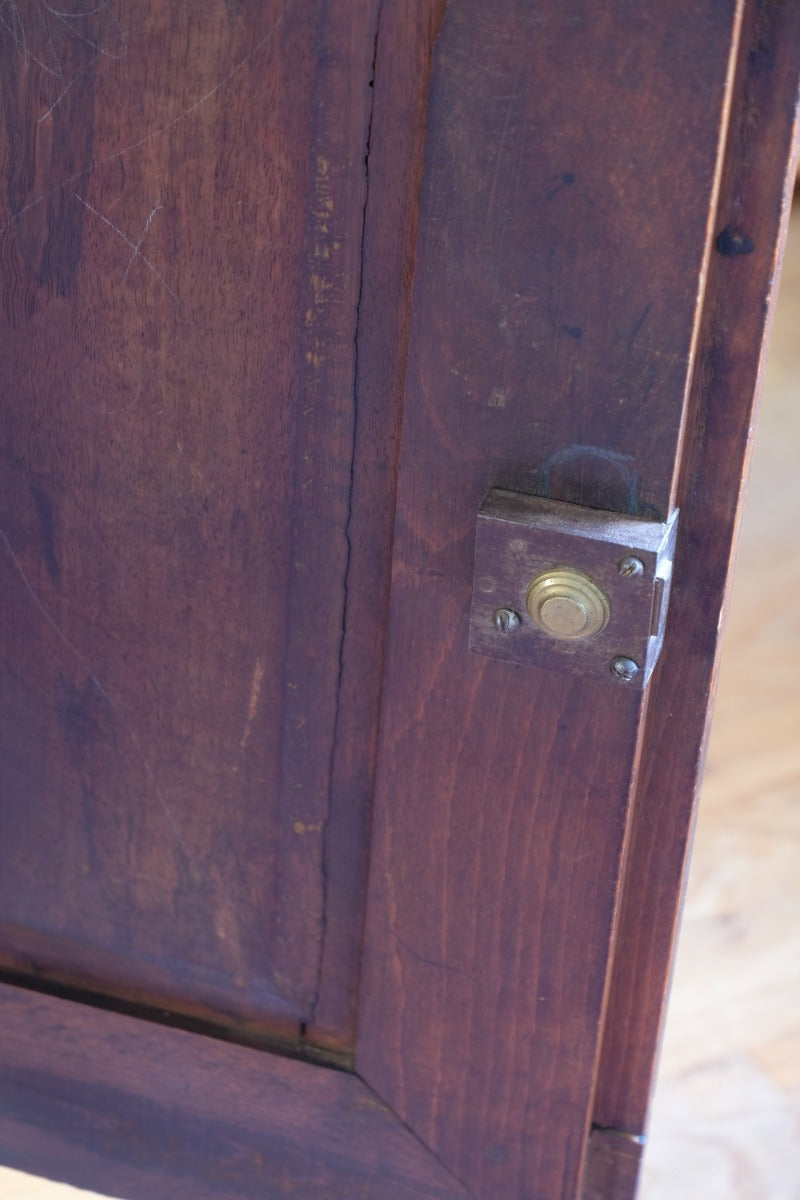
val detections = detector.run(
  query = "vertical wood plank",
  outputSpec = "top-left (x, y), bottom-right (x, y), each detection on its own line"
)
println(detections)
top-left (591, 0), bottom-right (800, 1157)
top-left (357, 3), bottom-right (741, 1198)
top-left (307, 0), bottom-right (448, 1049)
top-left (271, 0), bottom-right (380, 1032)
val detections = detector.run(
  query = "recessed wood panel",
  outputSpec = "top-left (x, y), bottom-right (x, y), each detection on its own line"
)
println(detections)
top-left (0, 0), bottom-right (379, 1044)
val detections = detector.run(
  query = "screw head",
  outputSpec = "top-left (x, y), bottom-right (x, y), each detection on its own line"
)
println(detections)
top-left (618, 555), bottom-right (645, 578)
top-left (611, 655), bottom-right (640, 682)
top-left (492, 607), bottom-right (521, 633)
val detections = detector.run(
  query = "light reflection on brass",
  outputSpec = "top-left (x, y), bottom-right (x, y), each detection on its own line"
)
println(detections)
top-left (525, 568), bottom-right (610, 640)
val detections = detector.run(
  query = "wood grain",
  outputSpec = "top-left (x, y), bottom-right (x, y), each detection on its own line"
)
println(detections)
top-left (357, 3), bottom-right (741, 1198)
top-left (272, 0), bottom-right (379, 1041)
top-left (10, 196), bottom-right (800, 1200)
top-left (591, 0), bottom-right (800, 1163)
top-left (2, 3), bottom-right (798, 1198)
top-left (306, 0), bottom-right (448, 1049)
top-left (0, 0), bottom-right (381, 1045)
top-left (0, 982), bottom-right (469, 1200)
top-left (638, 212), bottom-right (800, 1198)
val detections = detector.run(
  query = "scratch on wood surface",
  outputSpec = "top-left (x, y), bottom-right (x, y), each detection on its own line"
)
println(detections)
top-left (239, 657), bottom-right (265, 751)
top-left (46, 2), bottom-right (128, 64)
top-left (1, 0), bottom-right (295, 235)
top-left (484, 57), bottom-right (525, 230)
top-left (0, 0), bottom-right (128, 117)
top-left (0, 0), bottom-right (63, 77)
top-left (393, 928), bottom-right (481, 988)
top-left (121, 202), bottom-right (163, 281)
top-left (74, 192), bottom-right (178, 303)
top-left (38, 47), bottom-right (102, 121)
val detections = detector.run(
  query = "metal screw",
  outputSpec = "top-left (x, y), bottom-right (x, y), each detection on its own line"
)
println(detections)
top-left (611, 655), bottom-right (640, 682)
top-left (618, 555), bottom-right (645, 578)
top-left (492, 607), bottom-right (521, 633)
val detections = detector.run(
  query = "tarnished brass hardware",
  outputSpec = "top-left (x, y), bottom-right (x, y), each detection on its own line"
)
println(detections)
top-left (469, 489), bottom-right (679, 689)
top-left (525, 568), bottom-right (610, 640)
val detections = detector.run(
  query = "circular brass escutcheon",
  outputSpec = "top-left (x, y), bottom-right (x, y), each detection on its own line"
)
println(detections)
top-left (526, 568), bottom-right (610, 640)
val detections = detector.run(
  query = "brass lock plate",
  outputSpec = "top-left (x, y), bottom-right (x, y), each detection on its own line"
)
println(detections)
top-left (469, 489), bottom-right (679, 688)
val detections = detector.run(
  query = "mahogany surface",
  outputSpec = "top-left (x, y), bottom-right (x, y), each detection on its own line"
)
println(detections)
top-left (0, 982), bottom-right (467, 1200)
top-left (0, 0), bottom-right (382, 1048)
top-left (357, 4), bottom-right (742, 1198)
top-left (305, 0), bottom-right (447, 1048)
top-left (0, 2), bottom-right (798, 1199)
top-left (591, 0), bottom-right (800, 1141)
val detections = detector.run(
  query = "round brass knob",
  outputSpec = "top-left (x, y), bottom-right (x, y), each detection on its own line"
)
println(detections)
top-left (526, 568), bottom-right (610, 640)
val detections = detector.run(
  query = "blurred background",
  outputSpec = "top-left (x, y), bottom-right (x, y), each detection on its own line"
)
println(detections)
top-left (2, 204), bottom-right (799, 1200)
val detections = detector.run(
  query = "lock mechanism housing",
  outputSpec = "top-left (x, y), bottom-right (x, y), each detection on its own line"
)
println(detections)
top-left (469, 489), bottom-right (679, 689)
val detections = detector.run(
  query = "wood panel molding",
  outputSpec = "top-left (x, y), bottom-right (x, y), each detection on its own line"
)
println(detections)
top-left (0, 983), bottom-right (468, 1200)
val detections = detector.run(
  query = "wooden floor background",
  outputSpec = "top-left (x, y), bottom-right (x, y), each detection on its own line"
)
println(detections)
top-left (3, 207), bottom-right (799, 1200)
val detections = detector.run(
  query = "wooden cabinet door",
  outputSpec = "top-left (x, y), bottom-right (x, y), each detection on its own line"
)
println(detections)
top-left (0, 3), bottom-right (797, 1198)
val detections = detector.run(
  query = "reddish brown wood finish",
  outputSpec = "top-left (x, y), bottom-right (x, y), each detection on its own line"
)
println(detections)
top-left (0, 0), bottom-right (381, 1046)
top-left (357, 4), bottom-right (742, 1199)
top-left (0, 982), bottom-right (468, 1200)
top-left (0, 2), bottom-right (798, 1198)
top-left (591, 0), bottom-right (800, 1149)
top-left (306, 0), bottom-right (447, 1048)
top-left (271, 0), bottom-right (381, 1039)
